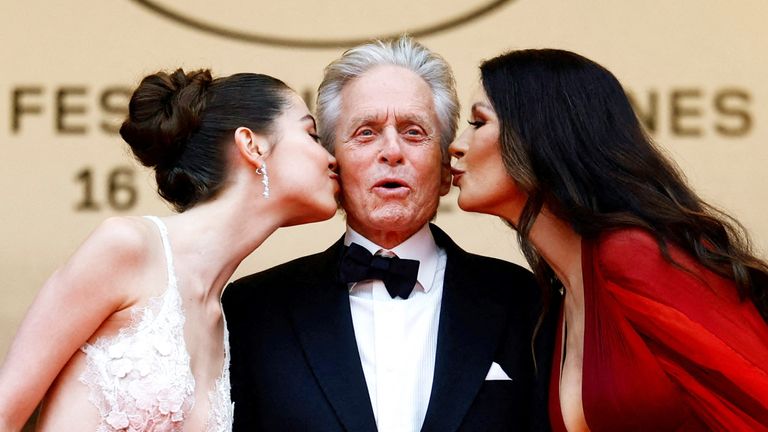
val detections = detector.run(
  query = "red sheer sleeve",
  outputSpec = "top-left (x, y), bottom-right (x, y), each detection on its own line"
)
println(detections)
top-left (595, 229), bottom-right (768, 431)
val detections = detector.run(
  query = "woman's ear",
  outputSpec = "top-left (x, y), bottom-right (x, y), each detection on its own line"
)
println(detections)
top-left (234, 127), bottom-right (270, 169)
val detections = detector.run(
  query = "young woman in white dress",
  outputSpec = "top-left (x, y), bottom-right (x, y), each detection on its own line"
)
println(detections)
top-left (0, 69), bottom-right (339, 431)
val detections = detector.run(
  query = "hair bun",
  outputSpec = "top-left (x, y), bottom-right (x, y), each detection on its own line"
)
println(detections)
top-left (120, 68), bottom-right (213, 168)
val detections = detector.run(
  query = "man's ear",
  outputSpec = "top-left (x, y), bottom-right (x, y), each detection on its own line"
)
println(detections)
top-left (234, 127), bottom-right (270, 168)
top-left (439, 159), bottom-right (452, 196)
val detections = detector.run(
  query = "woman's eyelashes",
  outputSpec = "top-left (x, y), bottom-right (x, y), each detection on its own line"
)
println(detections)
top-left (467, 119), bottom-right (485, 129)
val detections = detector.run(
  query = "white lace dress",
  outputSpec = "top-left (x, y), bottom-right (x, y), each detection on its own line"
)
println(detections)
top-left (79, 216), bottom-right (234, 432)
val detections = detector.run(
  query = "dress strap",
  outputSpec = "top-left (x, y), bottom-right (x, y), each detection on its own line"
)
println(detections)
top-left (143, 216), bottom-right (178, 291)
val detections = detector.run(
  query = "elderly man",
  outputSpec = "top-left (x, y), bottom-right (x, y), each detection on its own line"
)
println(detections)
top-left (223, 36), bottom-right (552, 432)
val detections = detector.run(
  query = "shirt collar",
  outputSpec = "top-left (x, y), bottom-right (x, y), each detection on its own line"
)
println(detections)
top-left (344, 225), bottom-right (439, 293)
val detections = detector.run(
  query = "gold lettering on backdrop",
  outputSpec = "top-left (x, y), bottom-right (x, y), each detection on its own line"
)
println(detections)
top-left (100, 87), bottom-right (132, 134)
top-left (11, 86), bottom-right (43, 133)
top-left (627, 87), bottom-right (753, 137)
top-left (11, 85), bottom-right (752, 139)
top-left (56, 87), bottom-right (88, 134)
top-left (628, 89), bottom-right (659, 133)
top-left (714, 89), bottom-right (751, 137)
top-left (10, 85), bottom-right (131, 135)
top-left (74, 167), bottom-right (138, 212)
top-left (2, 84), bottom-right (757, 215)
top-left (671, 88), bottom-right (703, 137)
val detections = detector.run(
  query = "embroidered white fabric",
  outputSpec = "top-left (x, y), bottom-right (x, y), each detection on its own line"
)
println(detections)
top-left (79, 216), bottom-right (233, 432)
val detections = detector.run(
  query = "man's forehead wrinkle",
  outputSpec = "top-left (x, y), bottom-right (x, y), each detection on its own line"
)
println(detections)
top-left (351, 112), bottom-right (385, 125)
top-left (348, 108), bottom-right (434, 128)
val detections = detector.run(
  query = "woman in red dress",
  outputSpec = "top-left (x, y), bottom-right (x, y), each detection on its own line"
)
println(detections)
top-left (448, 49), bottom-right (768, 431)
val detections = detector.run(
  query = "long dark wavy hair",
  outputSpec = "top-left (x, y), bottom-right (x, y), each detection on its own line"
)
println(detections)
top-left (480, 49), bottom-right (768, 323)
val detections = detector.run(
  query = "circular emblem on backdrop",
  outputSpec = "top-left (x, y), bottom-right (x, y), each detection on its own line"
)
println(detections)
top-left (129, 0), bottom-right (514, 48)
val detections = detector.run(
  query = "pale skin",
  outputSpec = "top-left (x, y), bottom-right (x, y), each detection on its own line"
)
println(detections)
top-left (334, 65), bottom-right (451, 249)
top-left (449, 86), bottom-right (590, 432)
top-left (0, 92), bottom-right (339, 431)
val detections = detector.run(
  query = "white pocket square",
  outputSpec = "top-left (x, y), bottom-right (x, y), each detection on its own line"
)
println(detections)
top-left (484, 362), bottom-right (512, 381)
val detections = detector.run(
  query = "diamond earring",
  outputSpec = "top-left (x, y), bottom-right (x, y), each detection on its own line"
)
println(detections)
top-left (255, 162), bottom-right (270, 199)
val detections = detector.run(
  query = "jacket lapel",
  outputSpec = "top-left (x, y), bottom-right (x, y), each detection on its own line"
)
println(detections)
top-left (289, 238), bottom-right (377, 432)
top-left (421, 225), bottom-right (509, 432)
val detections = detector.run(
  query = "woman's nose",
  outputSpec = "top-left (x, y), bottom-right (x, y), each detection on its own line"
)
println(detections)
top-left (449, 136), bottom-right (466, 159)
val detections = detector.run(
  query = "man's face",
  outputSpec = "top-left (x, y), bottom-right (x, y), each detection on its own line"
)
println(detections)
top-left (334, 65), bottom-right (450, 245)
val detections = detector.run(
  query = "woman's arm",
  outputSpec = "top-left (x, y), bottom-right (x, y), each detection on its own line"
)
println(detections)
top-left (0, 217), bottom-right (148, 430)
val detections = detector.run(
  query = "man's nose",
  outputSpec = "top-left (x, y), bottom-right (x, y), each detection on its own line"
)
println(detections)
top-left (378, 128), bottom-right (404, 166)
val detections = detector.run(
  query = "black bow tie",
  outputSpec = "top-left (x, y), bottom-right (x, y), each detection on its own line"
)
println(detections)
top-left (339, 242), bottom-right (420, 299)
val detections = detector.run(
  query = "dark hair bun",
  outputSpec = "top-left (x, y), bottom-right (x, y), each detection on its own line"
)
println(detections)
top-left (120, 68), bottom-right (212, 168)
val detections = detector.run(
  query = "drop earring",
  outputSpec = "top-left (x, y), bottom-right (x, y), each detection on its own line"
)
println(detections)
top-left (256, 162), bottom-right (270, 198)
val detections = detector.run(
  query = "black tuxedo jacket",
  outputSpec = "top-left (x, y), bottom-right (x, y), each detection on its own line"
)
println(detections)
top-left (222, 224), bottom-right (554, 431)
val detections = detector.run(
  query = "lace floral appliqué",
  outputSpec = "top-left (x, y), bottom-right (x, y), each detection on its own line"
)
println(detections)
top-left (79, 216), bottom-right (233, 432)
top-left (80, 287), bottom-right (194, 432)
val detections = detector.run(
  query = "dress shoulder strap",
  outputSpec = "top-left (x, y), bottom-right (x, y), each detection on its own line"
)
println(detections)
top-left (143, 215), bottom-right (178, 291)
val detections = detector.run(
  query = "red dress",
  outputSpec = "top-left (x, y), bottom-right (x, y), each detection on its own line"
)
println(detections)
top-left (548, 229), bottom-right (768, 431)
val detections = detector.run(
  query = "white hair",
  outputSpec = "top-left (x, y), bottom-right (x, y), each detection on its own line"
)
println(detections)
top-left (316, 36), bottom-right (459, 157)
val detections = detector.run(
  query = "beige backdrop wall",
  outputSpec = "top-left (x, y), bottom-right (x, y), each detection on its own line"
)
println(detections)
top-left (1, 0), bottom-right (766, 358)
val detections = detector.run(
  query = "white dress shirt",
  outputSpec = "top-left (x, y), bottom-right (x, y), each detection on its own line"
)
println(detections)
top-left (345, 225), bottom-right (446, 432)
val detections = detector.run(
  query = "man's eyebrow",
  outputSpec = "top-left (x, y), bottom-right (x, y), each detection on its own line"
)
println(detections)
top-left (344, 111), bottom-right (435, 131)
top-left (394, 112), bottom-right (433, 127)
top-left (346, 113), bottom-right (385, 128)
